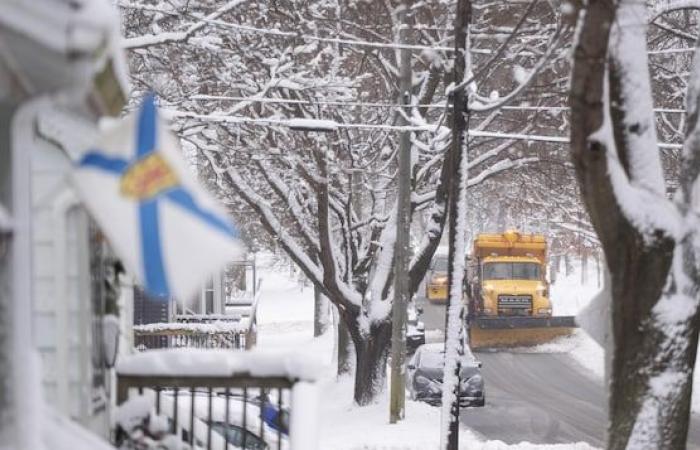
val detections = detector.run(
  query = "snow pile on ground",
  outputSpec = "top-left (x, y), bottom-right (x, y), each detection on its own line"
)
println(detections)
top-left (550, 260), bottom-right (603, 316)
top-left (520, 330), bottom-right (605, 380)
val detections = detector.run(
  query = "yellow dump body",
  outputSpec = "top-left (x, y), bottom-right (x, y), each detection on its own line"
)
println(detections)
top-left (473, 231), bottom-right (546, 263)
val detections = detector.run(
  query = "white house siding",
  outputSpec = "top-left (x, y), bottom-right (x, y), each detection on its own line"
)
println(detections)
top-left (30, 128), bottom-right (108, 435)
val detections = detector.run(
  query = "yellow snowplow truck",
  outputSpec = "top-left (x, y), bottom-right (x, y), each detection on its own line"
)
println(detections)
top-left (466, 231), bottom-right (576, 349)
top-left (425, 250), bottom-right (449, 303)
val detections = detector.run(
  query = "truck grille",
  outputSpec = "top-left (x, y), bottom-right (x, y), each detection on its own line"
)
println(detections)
top-left (497, 295), bottom-right (532, 312)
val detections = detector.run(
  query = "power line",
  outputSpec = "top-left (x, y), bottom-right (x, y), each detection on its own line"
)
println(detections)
top-left (204, 18), bottom-right (501, 54)
top-left (188, 95), bottom-right (687, 114)
top-left (164, 109), bottom-right (684, 149)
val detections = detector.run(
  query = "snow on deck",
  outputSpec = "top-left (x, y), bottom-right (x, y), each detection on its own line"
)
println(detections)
top-left (116, 348), bottom-right (321, 381)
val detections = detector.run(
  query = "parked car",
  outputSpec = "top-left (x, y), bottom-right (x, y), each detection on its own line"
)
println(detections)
top-left (407, 304), bottom-right (426, 354)
top-left (218, 391), bottom-right (289, 437)
top-left (162, 390), bottom-right (289, 449)
top-left (407, 343), bottom-right (484, 407)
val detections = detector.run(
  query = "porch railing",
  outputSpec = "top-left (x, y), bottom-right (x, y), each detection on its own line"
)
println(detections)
top-left (133, 282), bottom-right (262, 351)
top-left (114, 349), bottom-right (318, 450)
top-left (133, 320), bottom-right (249, 350)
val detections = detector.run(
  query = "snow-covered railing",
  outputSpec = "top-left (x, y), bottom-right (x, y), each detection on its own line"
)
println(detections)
top-left (133, 319), bottom-right (250, 351)
top-left (114, 349), bottom-right (319, 450)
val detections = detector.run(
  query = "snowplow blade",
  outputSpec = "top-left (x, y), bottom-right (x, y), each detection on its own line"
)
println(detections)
top-left (468, 316), bottom-right (577, 350)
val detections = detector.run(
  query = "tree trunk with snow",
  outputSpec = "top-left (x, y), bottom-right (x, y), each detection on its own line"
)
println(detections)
top-left (441, 0), bottom-right (471, 447)
top-left (314, 285), bottom-right (329, 337)
top-left (336, 307), bottom-right (353, 376)
top-left (570, 0), bottom-right (700, 447)
top-left (348, 318), bottom-right (392, 405)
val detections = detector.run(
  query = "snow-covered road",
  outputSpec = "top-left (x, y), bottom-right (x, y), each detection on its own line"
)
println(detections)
top-left (463, 351), bottom-right (604, 447)
top-left (417, 297), bottom-right (700, 448)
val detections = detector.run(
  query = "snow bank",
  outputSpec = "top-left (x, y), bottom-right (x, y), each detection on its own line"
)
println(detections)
top-left (550, 261), bottom-right (603, 316)
top-left (116, 347), bottom-right (322, 381)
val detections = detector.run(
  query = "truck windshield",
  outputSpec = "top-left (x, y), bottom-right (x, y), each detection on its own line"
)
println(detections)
top-left (482, 262), bottom-right (540, 280)
top-left (432, 256), bottom-right (448, 272)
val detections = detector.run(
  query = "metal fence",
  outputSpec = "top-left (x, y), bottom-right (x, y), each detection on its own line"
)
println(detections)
top-left (133, 283), bottom-right (262, 352)
top-left (114, 353), bottom-right (317, 450)
top-left (133, 323), bottom-right (249, 351)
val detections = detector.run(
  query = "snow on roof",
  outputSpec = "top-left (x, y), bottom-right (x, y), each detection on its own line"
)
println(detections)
top-left (116, 348), bottom-right (321, 381)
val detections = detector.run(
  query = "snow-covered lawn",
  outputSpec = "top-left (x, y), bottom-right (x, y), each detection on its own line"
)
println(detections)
top-left (255, 254), bottom-right (602, 449)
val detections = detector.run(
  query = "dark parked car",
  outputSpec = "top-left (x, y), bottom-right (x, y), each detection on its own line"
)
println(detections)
top-left (407, 343), bottom-right (484, 407)
top-left (407, 304), bottom-right (426, 353)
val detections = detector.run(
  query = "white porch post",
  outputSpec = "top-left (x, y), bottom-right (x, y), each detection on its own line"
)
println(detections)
top-left (10, 97), bottom-right (45, 450)
top-left (213, 270), bottom-right (223, 314)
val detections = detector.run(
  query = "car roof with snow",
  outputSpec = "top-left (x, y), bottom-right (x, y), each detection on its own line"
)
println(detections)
top-left (416, 343), bottom-right (480, 364)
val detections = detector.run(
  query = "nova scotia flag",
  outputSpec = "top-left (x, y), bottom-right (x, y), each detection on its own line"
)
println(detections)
top-left (73, 94), bottom-right (244, 301)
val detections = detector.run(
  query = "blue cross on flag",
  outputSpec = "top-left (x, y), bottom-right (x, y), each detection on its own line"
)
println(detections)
top-left (72, 94), bottom-right (244, 301)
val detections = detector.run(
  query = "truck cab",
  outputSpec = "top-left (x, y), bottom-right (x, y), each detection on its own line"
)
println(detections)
top-left (425, 250), bottom-right (449, 303)
top-left (469, 231), bottom-right (552, 318)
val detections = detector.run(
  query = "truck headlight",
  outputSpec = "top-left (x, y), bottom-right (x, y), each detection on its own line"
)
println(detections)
top-left (537, 308), bottom-right (552, 315)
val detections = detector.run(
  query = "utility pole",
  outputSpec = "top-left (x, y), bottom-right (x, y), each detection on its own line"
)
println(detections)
top-left (390, 0), bottom-right (412, 424)
top-left (442, 0), bottom-right (471, 448)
